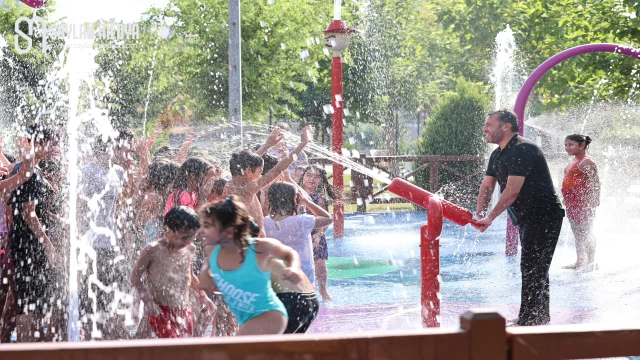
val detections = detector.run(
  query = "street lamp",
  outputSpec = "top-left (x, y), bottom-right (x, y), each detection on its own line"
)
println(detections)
top-left (324, 14), bottom-right (359, 239)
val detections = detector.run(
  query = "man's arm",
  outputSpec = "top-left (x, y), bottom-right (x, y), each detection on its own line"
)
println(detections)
top-left (476, 176), bottom-right (525, 230)
top-left (476, 175), bottom-right (497, 218)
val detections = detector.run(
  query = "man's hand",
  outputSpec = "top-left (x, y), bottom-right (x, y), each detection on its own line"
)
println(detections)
top-left (265, 127), bottom-right (284, 148)
top-left (473, 216), bottom-right (493, 233)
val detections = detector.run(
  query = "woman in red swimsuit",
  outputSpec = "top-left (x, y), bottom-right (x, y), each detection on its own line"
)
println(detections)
top-left (562, 134), bottom-right (600, 270)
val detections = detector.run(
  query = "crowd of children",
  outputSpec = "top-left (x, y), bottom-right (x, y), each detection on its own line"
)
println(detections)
top-left (0, 121), bottom-right (334, 342)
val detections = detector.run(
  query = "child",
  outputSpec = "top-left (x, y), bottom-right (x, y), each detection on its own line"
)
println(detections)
top-left (139, 159), bottom-right (180, 244)
top-left (299, 165), bottom-right (335, 301)
top-left (130, 206), bottom-right (211, 338)
top-left (562, 134), bottom-right (600, 271)
top-left (223, 126), bottom-right (313, 237)
top-left (198, 196), bottom-right (304, 335)
top-left (249, 219), bottom-right (319, 334)
top-left (164, 157), bottom-right (216, 215)
top-left (264, 182), bottom-right (332, 285)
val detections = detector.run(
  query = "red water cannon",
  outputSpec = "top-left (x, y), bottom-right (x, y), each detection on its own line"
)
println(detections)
top-left (388, 178), bottom-right (480, 228)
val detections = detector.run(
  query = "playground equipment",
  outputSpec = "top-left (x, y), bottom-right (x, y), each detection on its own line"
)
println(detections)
top-left (388, 178), bottom-right (479, 327)
top-left (507, 43), bottom-right (640, 255)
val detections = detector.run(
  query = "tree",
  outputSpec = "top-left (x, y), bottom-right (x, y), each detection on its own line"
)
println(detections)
top-left (0, 1), bottom-right (66, 140)
top-left (416, 78), bottom-right (490, 207)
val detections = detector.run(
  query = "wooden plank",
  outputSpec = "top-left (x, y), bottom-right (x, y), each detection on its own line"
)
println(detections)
top-left (508, 325), bottom-right (640, 360)
top-left (460, 309), bottom-right (507, 360)
top-left (0, 329), bottom-right (470, 360)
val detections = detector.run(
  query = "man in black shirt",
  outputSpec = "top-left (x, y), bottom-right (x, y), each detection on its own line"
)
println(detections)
top-left (474, 110), bottom-right (564, 326)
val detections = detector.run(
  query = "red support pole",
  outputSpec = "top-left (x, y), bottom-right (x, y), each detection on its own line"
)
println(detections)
top-left (421, 196), bottom-right (442, 328)
top-left (331, 54), bottom-right (344, 238)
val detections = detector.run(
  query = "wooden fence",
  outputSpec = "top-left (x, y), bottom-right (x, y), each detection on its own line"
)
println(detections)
top-left (1, 309), bottom-right (639, 359)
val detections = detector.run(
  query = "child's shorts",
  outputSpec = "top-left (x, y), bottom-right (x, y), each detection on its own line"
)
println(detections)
top-left (276, 292), bottom-right (319, 334)
top-left (148, 306), bottom-right (194, 338)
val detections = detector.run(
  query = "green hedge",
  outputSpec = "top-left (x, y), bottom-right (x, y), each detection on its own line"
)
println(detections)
top-left (415, 78), bottom-right (490, 208)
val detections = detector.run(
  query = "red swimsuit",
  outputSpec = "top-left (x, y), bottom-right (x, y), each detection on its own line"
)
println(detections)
top-left (562, 156), bottom-right (597, 223)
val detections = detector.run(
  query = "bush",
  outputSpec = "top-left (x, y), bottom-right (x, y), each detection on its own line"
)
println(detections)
top-left (415, 78), bottom-right (490, 208)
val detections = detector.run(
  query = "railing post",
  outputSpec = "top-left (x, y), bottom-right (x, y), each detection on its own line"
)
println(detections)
top-left (460, 310), bottom-right (507, 360)
top-left (421, 196), bottom-right (442, 327)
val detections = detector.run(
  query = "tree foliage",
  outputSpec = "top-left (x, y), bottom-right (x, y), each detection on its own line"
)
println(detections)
top-left (416, 78), bottom-right (490, 207)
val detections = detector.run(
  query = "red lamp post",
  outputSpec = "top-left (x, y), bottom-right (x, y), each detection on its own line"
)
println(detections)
top-left (323, 19), bottom-right (358, 239)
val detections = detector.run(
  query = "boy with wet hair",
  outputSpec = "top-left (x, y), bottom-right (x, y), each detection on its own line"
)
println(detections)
top-left (131, 206), bottom-right (212, 338)
top-left (223, 125), bottom-right (313, 237)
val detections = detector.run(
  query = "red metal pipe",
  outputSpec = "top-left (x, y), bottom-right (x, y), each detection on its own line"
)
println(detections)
top-left (421, 196), bottom-right (442, 327)
top-left (388, 178), bottom-right (479, 228)
top-left (331, 55), bottom-right (344, 238)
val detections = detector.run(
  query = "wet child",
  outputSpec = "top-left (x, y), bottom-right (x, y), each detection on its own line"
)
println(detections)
top-left (264, 182), bottom-right (332, 285)
top-left (249, 219), bottom-right (319, 334)
top-left (223, 125), bottom-right (313, 237)
top-left (198, 196), bottom-right (304, 335)
top-left (562, 134), bottom-right (600, 271)
top-left (164, 157), bottom-right (216, 215)
top-left (299, 165), bottom-right (335, 301)
top-left (130, 206), bottom-right (212, 338)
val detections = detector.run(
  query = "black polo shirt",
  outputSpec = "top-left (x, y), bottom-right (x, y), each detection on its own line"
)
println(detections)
top-left (486, 134), bottom-right (564, 225)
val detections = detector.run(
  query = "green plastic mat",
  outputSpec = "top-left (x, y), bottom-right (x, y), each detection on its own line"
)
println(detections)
top-left (326, 257), bottom-right (398, 279)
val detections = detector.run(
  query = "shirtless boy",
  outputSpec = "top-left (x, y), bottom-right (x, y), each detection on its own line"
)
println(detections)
top-left (223, 125), bottom-right (313, 237)
top-left (131, 206), bottom-right (211, 338)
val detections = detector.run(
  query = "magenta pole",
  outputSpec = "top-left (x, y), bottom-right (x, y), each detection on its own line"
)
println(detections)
top-left (507, 43), bottom-right (640, 255)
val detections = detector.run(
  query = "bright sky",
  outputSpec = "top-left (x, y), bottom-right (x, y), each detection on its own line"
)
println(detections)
top-left (53, 0), bottom-right (169, 22)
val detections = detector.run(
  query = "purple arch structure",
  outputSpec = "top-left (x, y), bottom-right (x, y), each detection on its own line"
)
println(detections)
top-left (504, 43), bottom-right (640, 255)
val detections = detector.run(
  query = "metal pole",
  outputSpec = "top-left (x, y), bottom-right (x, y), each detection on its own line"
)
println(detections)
top-left (331, 53), bottom-right (344, 238)
top-left (229, 0), bottom-right (242, 147)
top-left (421, 196), bottom-right (442, 327)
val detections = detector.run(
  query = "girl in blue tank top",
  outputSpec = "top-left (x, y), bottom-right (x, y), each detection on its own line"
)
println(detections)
top-left (198, 196), bottom-right (305, 335)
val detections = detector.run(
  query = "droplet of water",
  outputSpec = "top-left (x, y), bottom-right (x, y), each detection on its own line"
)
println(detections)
top-left (267, 0), bottom-right (274, 4)
top-left (323, 48), bottom-right (330, 56)
top-left (300, 49), bottom-right (309, 59)
top-left (353, 256), bottom-right (358, 265)
top-left (322, 104), bottom-right (333, 114)
top-left (280, 43), bottom-right (287, 50)
top-left (348, 136), bottom-right (355, 144)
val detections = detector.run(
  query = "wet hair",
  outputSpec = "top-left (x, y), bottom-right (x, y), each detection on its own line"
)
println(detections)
top-left (298, 165), bottom-right (335, 199)
top-left (153, 145), bottom-right (177, 160)
top-left (261, 153), bottom-right (279, 175)
top-left (275, 122), bottom-right (290, 131)
top-left (25, 123), bottom-right (58, 144)
top-left (4, 153), bottom-right (16, 164)
top-left (487, 109), bottom-right (519, 133)
top-left (115, 126), bottom-right (134, 144)
top-left (212, 178), bottom-right (227, 197)
top-left (148, 159), bottom-right (180, 193)
top-left (566, 134), bottom-right (592, 150)
top-left (248, 217), bottom-right (260, 238)
top-left (229, 150), bottom-right (263, 176)
top-left (268, 182), bottom-right (298, 218)
top-left (164, 206), bottom-right (201, 232)
top-left (199, 195), bottom-right (251, 261)
top-left (172, 157), bottom-right (214, 195)
top-left (39, 159), bottom-right (60, 175)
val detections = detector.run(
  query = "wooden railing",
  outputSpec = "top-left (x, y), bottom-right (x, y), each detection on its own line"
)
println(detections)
top-left (310, 154), bottom-right (485, 212)
top-left (1, 309), bottom-right (639, 359)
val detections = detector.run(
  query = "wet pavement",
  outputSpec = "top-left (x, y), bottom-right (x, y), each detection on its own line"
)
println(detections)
top-left (307, 205), bottom-right (640, 334)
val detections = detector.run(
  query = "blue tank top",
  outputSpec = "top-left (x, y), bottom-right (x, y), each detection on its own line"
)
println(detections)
top-left (208, 239), bottom-right (288, 325)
